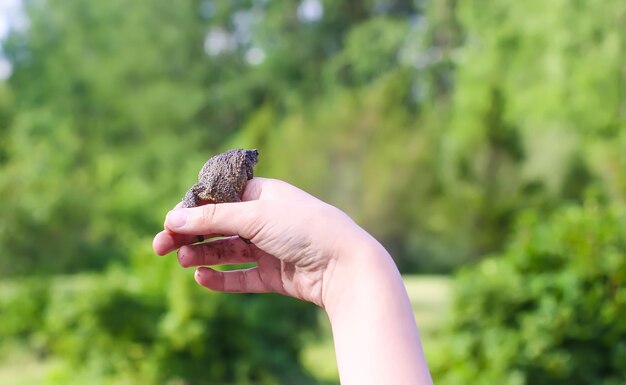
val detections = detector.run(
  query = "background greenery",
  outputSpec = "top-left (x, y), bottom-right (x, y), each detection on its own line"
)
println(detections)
top-left (0, 0), bottom-right (624, 384)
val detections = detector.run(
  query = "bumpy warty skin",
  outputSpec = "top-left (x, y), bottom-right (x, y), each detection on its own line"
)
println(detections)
top-left (181, 149), bottom-right (259, 208)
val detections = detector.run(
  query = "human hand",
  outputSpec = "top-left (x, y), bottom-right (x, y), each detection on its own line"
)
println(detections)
top-left (153, 177), bottom-right (433, 384)
top-left (153, 177), bottom-right (380, 312)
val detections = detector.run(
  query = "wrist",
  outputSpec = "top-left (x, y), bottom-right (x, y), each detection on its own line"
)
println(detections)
top-left (322, 232), bottom-right (401, 322)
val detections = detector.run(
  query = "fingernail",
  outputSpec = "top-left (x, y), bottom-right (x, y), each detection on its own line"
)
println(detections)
top-left (167, 209), bottom-right (187, 229)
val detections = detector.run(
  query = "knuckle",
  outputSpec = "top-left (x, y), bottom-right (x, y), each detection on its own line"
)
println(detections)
top-left (201, 204), bottom-right (217, 225)
top-left (242, 202), bottom-right (267, 238)
top-left (200, 243), bottom-right (213, 265)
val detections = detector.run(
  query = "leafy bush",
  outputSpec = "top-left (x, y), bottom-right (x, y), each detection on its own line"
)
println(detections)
top-left (0, 253), bottom-right (319, 385)
top-left (0, 277), bottom-right (49, 345)
top-left (431, 203), bottom-right (626, 385)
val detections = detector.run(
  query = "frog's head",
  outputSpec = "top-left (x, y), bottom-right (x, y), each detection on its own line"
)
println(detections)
top-left (244, 149), bottom-right (259, 179)
top-left (245, 149), bottom-right (259, 166)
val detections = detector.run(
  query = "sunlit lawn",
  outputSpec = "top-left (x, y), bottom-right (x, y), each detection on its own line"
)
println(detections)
top-left (0, 275), bottom-right (451, 384)
top-left (0, 344), bottom-right (57, 385)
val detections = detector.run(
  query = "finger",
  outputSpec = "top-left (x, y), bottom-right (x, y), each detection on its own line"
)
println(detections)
top-left (241, 177), bottom-right (266, 201)
top-left (164, 201), bottom-right (263, 238)
top-left (162, 202), bottom-right (184, 231)
top-left (177, 237), bottom-right (258, 268)
top-left (242, 177), bottom-right (313, 202)
top-left (153, 230), bottom-right (180, 256)
top-left (195, 266), bottom-right (271, 293)
top-left (163, 200), bottom-right (208, 228)
top-left (153, 230), bottom-right (225, 256)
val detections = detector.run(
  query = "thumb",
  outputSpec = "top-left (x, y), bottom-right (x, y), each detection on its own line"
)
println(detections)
top-left (165, 201), bottom-right (263, 239)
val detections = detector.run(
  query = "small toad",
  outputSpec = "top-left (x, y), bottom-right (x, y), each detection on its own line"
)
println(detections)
top-left (181, 149), bottom-right (259, 208)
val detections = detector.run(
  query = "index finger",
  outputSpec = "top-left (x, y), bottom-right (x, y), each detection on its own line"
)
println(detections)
top-left (153, 230), bottom-right (226, 256)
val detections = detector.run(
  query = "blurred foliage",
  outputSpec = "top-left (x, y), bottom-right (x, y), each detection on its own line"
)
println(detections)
top-left (0, 247), bottom-right (318, 385)
top-left (0, 0), bottom-right (624, 383)
top-left (431, 203), bottom-right (626, 385)
top-left (1, 0), bottom-right (622, 273)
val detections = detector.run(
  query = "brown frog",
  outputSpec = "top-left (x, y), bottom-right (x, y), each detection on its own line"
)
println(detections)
top-left (181, 149), bottom-right (259, 208)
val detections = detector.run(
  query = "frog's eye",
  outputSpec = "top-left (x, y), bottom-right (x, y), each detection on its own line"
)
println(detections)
top-left (247, 149), bottom-right (259, 163)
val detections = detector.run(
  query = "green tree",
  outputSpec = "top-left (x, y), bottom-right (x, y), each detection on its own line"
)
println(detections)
top-left (439, 0), bottom-right (626, 260)
top-left (431, 203), bottom-right (626, 385)
top-left (1, 0), bottom-right (211, 274)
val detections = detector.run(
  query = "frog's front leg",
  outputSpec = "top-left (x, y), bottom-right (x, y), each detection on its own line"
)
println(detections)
top-left (182, 183), bottom-right (203, 208)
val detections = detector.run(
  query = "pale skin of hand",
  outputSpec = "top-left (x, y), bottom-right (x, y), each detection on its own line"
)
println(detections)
top-left (153, 177), bottom-right (433, 385)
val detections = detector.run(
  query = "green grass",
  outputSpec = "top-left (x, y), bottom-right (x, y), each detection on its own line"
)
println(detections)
top-left (404, 275), bottom-right (450, 326)
top-left (0, 344), bottom-right (56, 385)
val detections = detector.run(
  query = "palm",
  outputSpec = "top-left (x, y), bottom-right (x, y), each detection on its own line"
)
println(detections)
top-left (251, 249), bottom-right (325, 307)
top-left (155, 178), bottom-right (353, 308)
